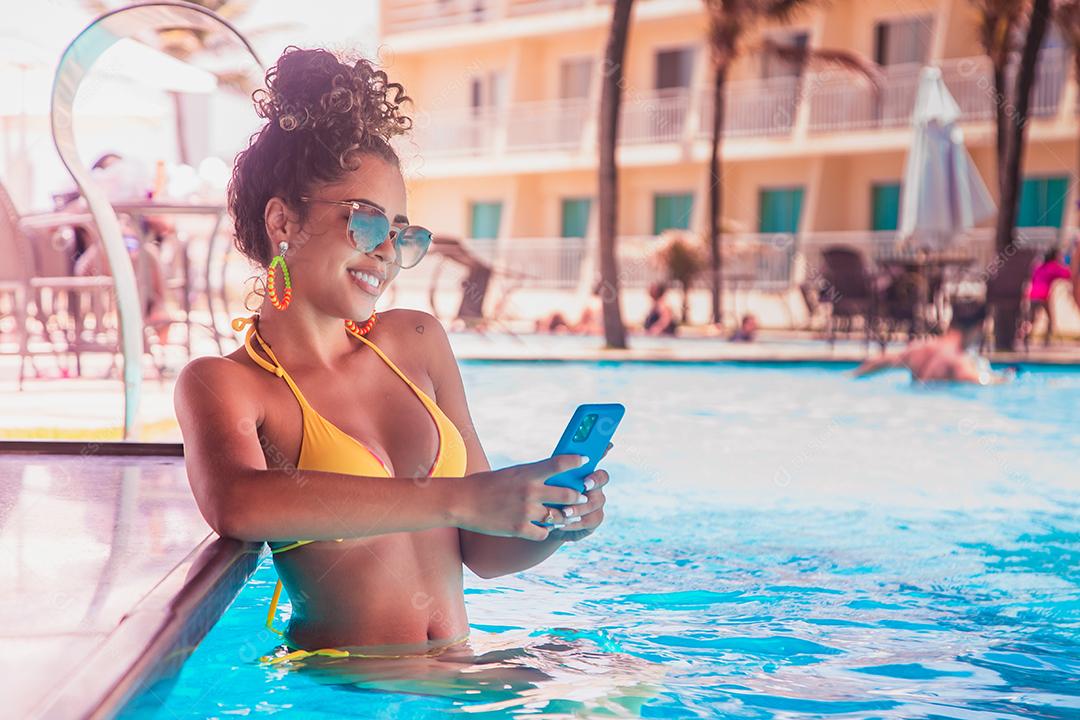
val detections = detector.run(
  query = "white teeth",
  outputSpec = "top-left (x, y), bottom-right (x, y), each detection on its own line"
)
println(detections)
top-left (350, 270), bottom-right (381, 288)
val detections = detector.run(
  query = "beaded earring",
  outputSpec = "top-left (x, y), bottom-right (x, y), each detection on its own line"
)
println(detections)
top-left (266, 241), bottom-right (292, 311)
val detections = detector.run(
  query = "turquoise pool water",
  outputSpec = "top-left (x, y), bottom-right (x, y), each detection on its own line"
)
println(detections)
top-left (129, 362), bottom-right (1079, 718)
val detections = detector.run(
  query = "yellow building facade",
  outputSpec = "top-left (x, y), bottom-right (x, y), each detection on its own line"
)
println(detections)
top-left (379, 0), bottom-right (1078, 327)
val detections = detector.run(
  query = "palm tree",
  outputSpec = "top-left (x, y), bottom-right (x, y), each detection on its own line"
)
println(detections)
top-left (702, 0), bottom-right (881, 327)
top-left (597, 0), bottom-right (633, 349)
top-left (991, 0), bottom-right (1051, 350)
top-left (970, 0), bottom-right (1029, 194)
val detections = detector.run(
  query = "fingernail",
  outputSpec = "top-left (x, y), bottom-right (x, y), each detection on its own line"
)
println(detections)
top-left (577, 455), bottom-right (590, 467)
top-left (563, 506), bottom-right (575, 517)
top-left (574, 494), bottom-right (589, 504)
top-left (565, 516), bottom-right (582, 524)
top-left (584, 478), bottom-right (596, 491)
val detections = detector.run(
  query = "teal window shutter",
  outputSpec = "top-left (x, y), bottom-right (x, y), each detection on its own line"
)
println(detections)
top-left (561, 198), bottom-right (592, 237)
top-left (871, 182), bottom-right (901, 231)
top-left (469, 201), bottom-right (503, 239)
top-left (1018, 176), bottom-right (1068, 228)
top-left (653, 193), bottom-right (694, 234)
top-left (758, 187), bottom-right (804, 233)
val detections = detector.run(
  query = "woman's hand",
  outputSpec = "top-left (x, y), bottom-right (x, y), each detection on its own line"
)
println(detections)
top-left (550, 441), bottom-right (613, 543)
top-left (548, 466), bottom-right (609, 542)
top-left (451, 454), bottom-right (590, 541)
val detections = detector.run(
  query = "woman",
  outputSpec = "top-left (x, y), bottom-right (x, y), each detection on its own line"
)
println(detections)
top-left (174, 48), bottom-right (611, 661)
top-left (1027, 247), bottom-right (1074, 346)
top-left (642, 281), bottom-right (677, 336)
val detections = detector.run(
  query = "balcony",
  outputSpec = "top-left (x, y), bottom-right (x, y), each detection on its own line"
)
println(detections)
top-left (940, 49), bottom-right (1068, 120)
top-left (698, 75), bottom-right (800, 138)
top-left (399, 51), bottom-right (1071, 163)
top-left (808, 49), bottom-right (1068, 133)
top-left (384, 0), bottom-right (589, 35)
top-left (393, 228), bottom-right (1063, 293)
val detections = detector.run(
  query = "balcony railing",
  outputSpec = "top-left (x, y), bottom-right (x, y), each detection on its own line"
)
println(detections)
top-left (939, 48), bottom-right (1068, 121)
top-left (506, 97), bottom-right (591, 151)
top-left (384, 0), bottom-right (590, 34)
top-left (400, 51), bottom-right (1071, 159)
top-left (399, 228), bottom-right (1064, 293)
top-left (699, 75), bottom-right (801, 138)
top-left (808, 49), bottom-right (1068, 133)
top-left (807, 63), bottom-right (921, 132)
top-left (408, 106), bottom-right (500, 156)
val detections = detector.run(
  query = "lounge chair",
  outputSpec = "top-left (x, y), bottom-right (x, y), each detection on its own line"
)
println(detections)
top-left (0, 181), bottom-right (114, 386)
top-left (820, 246), bottom-right (878, 347)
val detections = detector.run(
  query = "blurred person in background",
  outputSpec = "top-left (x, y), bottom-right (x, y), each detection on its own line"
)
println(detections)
top-left (1024, 247), bottom-right (1078, 346)
top-left (642, 281), bottom-right (677, 336)
top-left (60, 152), bottom-right (174, 341)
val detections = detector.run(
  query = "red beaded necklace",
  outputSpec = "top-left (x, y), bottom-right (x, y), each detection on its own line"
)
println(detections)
top-left (344, 312), bottom-right (377, 338)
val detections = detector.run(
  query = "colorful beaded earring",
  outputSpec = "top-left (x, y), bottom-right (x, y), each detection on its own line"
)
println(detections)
top-left (266, 241), bottom-right (292, 311)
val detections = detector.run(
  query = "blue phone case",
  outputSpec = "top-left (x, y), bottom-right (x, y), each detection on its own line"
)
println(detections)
top-left (545, 403), bottom-right (625, 494)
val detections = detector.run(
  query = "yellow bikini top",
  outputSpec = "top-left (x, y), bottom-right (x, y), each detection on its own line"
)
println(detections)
top-left (232, 314), bottom-right (469, 642)
top-left (232, 314), bottom-right (469, 555)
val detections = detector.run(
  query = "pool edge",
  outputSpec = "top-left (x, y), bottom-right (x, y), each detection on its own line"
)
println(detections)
top-left (37, 533), bottom-right (263, 720)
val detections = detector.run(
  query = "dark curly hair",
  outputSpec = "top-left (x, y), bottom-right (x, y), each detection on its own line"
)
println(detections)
top-left (228, 46), bottom-right (413, 268)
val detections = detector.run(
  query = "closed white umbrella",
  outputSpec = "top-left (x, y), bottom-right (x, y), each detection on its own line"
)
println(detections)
top-left (899, 66), bottom-right (996, 246)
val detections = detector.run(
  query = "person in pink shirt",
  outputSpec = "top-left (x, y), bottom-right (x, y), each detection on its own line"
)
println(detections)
top-left (1027, 248), bottom-right (1073, 346)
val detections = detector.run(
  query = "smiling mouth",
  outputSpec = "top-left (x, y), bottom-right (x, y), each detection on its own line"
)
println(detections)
top-left (348, 268), bottom-right (384, 296)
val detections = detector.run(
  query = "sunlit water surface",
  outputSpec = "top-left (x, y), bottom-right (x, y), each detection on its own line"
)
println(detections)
top-left (129, 361), bottom-right (1079, 719)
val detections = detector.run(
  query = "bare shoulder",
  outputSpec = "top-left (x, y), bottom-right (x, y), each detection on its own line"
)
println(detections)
top-left (174, 352), bottom-right (262, 421)
top-left (377, 308), bottom-right (451, 353)
top-left (375, 308), bottom-right (457, 383)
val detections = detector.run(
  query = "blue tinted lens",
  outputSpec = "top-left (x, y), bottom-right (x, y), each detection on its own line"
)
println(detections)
top-left (397, 226), bottom-right (433, 268)
top-left (347, 205), bottom-right (390, 252)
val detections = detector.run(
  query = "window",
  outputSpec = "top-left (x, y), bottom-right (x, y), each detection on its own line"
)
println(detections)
top-left (758, 188), bottom-right (804, 233)
top-left (561, 198), bottom-right (592, 238)
top-left (470, 71), bottom-right (506, 112)
top-left (761, 31), bottom-right (809, 79)
top-left (655, 47), bottom-right (696, 90)
top-left (469, 201), bottom-right (503, 239)
top-left (559, 57), bottom-right (594, 100)
top-left (1018, 176), bottom-right (1068, 228)
top-left (874, 16), bottom-right (932, 66)
top-left (653, 193), bottom-right (694, 234)
top-left (870, 182), bottom-right (901, 231)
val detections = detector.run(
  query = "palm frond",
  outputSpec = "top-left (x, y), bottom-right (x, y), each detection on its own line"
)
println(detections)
top-left (762, 0), bottom-right (818, 24)
top-left (762, 38), bottom-right (884, 87)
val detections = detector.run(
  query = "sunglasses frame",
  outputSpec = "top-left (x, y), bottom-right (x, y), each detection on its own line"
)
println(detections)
top-left (298, 196), bottom-right (433, 269)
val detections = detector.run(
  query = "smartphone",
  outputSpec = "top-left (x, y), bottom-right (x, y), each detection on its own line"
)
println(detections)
top-left (546, 403), bottom-right (625, 494)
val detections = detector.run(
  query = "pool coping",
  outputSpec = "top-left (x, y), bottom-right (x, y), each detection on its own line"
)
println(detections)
top-left (39, 532), bottom-right (263, 720)
top-left (5, 441), bottom-right (264, 720)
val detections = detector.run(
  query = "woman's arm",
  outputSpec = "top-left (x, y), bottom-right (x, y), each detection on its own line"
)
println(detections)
top-left (175, 351), bottom-right (583, 544)
top-left (415, 310), bottom-right (582, 579)
top-left (851, 353), bottom-right (902, 378)
top-left (175, 355), bottom-right (466, 542)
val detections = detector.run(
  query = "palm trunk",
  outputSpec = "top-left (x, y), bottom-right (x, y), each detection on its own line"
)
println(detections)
top-left (994, 0), bottom-right (1051, 350)
top-left (993, 62), bottom-right (1007, 194)
top-left (708, 61), bottom-right (727, 326)
top-left (597, 0), bottom-right (632, 349)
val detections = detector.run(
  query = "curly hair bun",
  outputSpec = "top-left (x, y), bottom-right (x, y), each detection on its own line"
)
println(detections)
top-left (254, 46), bottom-right (411, 145)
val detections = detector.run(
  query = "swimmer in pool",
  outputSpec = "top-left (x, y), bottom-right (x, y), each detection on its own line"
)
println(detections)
top-left (173, 47), bottom-right (613, 661)
top-left (852, 305), bottom-right (1010, 385)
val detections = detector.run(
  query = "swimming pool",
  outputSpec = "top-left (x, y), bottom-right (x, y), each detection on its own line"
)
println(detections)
top-left (124, 361), bottom-right (1079, 718)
